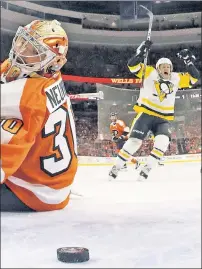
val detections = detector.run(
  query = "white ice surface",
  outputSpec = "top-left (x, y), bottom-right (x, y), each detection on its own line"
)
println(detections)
top-left (1, 162), bottom-right (201, 268)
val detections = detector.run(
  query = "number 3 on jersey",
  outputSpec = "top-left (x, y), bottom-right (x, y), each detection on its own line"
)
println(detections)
top-left (40, 107), bottom-right (76, 177)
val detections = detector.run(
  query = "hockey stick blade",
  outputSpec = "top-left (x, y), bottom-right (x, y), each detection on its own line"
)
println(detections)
top-left (139, 5), bottom-right (153, 41)
top-left (139, 5), bottom-right (153, 17)
top-left (139, 5), bottom-right (154, 87)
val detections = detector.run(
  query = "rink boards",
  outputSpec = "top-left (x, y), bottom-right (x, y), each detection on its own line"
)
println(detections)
top-left (78, 153), bottom-right (201, 166)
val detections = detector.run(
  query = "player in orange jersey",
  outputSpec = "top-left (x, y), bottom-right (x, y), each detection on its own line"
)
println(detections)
top-left (0, 20), bottom-right (78, 212)
top-left (109, 112), bottom-right (139, 171)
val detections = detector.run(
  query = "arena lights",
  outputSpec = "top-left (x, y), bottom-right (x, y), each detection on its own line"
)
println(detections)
top-left (154, 1), bottom-right (171, 3)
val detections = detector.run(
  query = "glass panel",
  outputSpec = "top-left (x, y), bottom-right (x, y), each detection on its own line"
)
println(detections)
top-left (83, 84), bottom-right (201, 157)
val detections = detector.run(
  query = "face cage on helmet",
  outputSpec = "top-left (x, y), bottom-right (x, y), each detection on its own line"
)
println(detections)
top-left (9, 26), bottom-right (57, 74)
top-left (110, 115), bottom-right (117, 121)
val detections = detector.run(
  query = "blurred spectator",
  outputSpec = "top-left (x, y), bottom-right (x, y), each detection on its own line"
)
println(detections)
top-left (76, 111), bottom-right (201, 157)
top-left (1, 31), bottom-right (201, 79)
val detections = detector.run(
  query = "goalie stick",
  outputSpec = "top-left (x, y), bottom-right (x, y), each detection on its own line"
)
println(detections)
top-left (139, 5), bottom-right (154, 87)
top-left (70, 190), bottom-right (83, 197)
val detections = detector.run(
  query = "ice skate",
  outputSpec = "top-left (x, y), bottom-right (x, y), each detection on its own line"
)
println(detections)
top-left (137, 166), bottom-right (151, 181)
top-left (108, 165), bottom-right (120, 180)
top-left (131, 158), bottom-right (141, 170)
top-left (120, 163), bottom-right (128, 172)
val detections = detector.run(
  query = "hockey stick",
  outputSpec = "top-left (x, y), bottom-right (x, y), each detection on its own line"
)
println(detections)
top-left (69, 91), bottom-right (104, 101)
top-left (139, 5), bottom-right (154, 87)
top-left (70, 190), bottom-right (83, 197)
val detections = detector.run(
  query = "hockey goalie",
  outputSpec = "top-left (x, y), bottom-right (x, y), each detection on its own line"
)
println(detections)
top-left (0, 20), bottom-right (78, 212)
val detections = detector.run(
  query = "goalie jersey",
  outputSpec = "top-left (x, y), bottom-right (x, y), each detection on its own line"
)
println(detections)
top-left (110, 120), bottom-right (129, 140)
top-left (128, 63), bottom-right (198, 120)
top-left (0, 71), bottom-right (78, 211)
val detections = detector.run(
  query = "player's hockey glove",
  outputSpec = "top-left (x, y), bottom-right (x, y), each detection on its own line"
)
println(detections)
top-left (177, 49), bottom-right (200, 80)
top-left (136, 40), bottom-right (153, 58)
top-left (177, 49), bottom-right (196, 66)
top-left (128, 40), bottom-right (152, 67)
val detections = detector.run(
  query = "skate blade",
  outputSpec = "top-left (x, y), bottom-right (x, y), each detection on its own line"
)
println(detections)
top-left (134, 163), bottom-right (142, 171)
top-left (136, 175), bottom-right (147, 182)
top-left (120, 168), bottom-right (128, 172)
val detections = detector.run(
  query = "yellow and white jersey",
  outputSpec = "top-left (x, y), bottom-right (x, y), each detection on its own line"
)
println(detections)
top-left (128, 63), bottom-right (198, 121)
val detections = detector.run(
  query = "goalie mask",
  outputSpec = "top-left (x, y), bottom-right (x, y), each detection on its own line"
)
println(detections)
top-left (110, 112), bottom-right (118, 123)
top-left (156, 58), bottom-right (173, 80)
top-left (2, 20), bottom-right (68, 83)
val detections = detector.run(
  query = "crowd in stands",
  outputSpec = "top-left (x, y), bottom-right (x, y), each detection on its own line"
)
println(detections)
top-left (1, 31), bottom-right (202, 78)
top-left (62, 45), bottom-right (202, 80)
top-left (30, 1), bottom-right (202, 16)
top-left (76, 111), bottom-right (201, 157)
top-left (1, 31), bottom-right (201, 97)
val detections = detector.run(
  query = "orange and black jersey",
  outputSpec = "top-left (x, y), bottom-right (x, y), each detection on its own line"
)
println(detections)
top-left (1, 67), bottom-right (78, 211)
top-left (110, 120), bottom-right (129, 140)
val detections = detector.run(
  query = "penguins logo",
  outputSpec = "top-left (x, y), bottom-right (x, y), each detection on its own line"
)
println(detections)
top-left (154, 79), bottom-right (174, 102)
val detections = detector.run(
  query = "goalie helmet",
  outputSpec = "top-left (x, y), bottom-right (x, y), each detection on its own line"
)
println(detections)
top-left (110, 112), bottom-right (117, 117)
top-left (2, 20), bottom-right (68, 82)
top-left (110, 112), bottom-right (118, 122)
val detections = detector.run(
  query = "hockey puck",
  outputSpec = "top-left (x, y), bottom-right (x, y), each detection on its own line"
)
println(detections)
top-left (57, 247), bottom-right (89, 263)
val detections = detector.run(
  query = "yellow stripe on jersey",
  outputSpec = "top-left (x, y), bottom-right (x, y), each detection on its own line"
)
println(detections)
top-left (128, 64), bottom-right (155, 79)
top-left (119, 149), bottom-right (131, 160)
top-left (178, 72), bottom-right (198, 89)
top-left (134, 105), bottom-right (174, 121)
top-left (141, 98), bottom-right (174, 111)
top-left (152, 148), bottom-right (164, 157)
top-left (128, 63), bottom-right (142, 73)
top-left (150, 135), bottom-right (155, 140)
top-left (148, 134), bottom-right (155, 140)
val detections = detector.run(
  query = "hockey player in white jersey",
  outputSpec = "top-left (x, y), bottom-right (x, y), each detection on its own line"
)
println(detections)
top-left (109, 40), bottom-right (200, 181)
